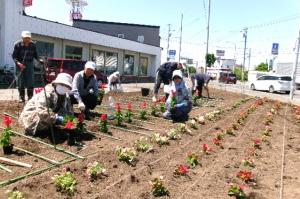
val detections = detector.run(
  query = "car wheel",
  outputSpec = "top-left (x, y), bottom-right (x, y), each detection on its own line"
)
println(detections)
top-left (250, 84), bottom-right (255, 90)
top-left (269, 85), bottom-right (275, 93)
top-left (285, 91), bottom-right (290, 94)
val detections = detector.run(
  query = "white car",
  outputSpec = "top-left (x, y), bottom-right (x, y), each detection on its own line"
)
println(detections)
top-left (249, 75), bottom-right (291, 93)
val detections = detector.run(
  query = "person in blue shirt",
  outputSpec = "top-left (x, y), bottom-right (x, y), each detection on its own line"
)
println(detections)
top-left (163, 70), bottom-right (192, 122)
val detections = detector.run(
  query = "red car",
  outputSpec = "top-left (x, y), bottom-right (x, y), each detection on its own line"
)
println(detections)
top-left (219, 72), bottom-right (237, 84)
top-left (45, 58), bottom-right (107, 86)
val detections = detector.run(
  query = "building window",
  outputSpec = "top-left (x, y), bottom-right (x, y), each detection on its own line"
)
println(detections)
top-left (137, 35), bottom-right (144, 43)
top-left (118, 34), bottom-right (125, 39)
top-left (123, 55), bottom-right (134, 75)
top-left (65, 45), bottom-right (82, 60)
top-left (35, 41), bottom-right (54, 58)
top-left (139, 57), bottom-right (148, 76)
top-left (92, 50), bottom-right (118, 75)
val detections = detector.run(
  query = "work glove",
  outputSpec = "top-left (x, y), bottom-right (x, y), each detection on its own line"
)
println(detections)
top-left (78, 101), bottom-right (86, 111)
top-left (152, 95), bottom-right (158, 102)
top-left (17, 62), bottom-right (25, 70)
top-left (89, 88), bottom-right (94, 94)
top-left (55, 114), bottom-right (64, 125)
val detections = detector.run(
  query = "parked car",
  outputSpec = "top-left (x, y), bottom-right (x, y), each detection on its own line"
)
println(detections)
top-left (219, 72), bottom-right (237, 84)
top-left (45, 58), bottom-right (107, 86)
top-left (249, 75), bottom-right (291, 93)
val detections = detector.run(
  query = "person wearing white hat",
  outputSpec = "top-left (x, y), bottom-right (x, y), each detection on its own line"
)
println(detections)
top-left (70, 61), bottom-right (99, 117)
top-left (19, 73), bottom-right (74, 136)
top-left (12, 31), bottom-right (40, 103)
top-left (107, 71), bottom-right (121, 91)
top-left (163, 70), bottom-right (192, 122)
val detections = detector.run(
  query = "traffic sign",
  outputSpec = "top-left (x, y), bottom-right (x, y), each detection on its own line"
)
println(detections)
top-left (216, 50), bottom-right (225, 56)
top-left (271, 43), bottom-right (279, 55)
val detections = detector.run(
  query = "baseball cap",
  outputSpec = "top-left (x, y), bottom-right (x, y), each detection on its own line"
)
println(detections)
top-left (21, 31), bottom-right (31, 38)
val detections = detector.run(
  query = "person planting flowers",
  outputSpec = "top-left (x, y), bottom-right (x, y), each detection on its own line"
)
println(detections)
top-left (163, 70), bottom-right (192, 122)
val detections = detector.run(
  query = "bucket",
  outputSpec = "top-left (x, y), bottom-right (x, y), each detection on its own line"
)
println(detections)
top-left (141, 88), bottom-right (150, 96)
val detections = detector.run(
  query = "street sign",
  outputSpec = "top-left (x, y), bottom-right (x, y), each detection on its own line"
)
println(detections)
top-left (168, 50), bottom-right (176, 59)
top-left (271, 43), bottom-right (279, 55)
top-left (216, 50), bottom-right (225, 56)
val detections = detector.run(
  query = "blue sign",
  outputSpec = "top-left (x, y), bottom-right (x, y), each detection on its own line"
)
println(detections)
top-left (168, 50), bottom-right (176, 56)
top-left (271, 43), bottom-right (279, 55)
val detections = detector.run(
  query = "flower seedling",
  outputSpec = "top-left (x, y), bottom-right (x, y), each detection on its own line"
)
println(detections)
top-left (6, 189), bottom-right (26, 199)
top-left (159, 102), bottom-right (166, 113)
top-left (150, 176), bottom-right (169, 197)
top-left (226, 128), bottom-right (236, 136)
top-left (116, 147), bottom-right (137, 164)
top-left (125, 102), bottom-right (133, 123)
top-left (196, 115), bottom-right (205, 125)
top-left (1, 115), bottom-right (15, 153)
top-left (63, 115), bottom-right (77, 130)
top-left (139, 101), bottom-right (147, 120)
top-left (236, 170), bottom-right (256, 185)
top-left (187, 119), bottom-right (198, 129)
top-left (114, 103), bottom-right (123, 126)
top-left (99, 114), bottom-right (109, 134)
top-left (213, 137), bottom-right (224, 149)
top-left (205, 110), bottom-right (221, 122)
top-left (228, 183), bottom-right (247, 199)
top-left (76, 113), bottom-right (86, 134)
top-left (151, 133), bottom-right (169, 146)
top-left (134, 137), bottom-right (153, 152)
top-left (151, 102), bottom-right (159, 117)
top-left (253, 139), bottom-right (261, 149)
top-left (241, 158), bottom-right (255, 168)
top-left (176, 123), bottom-right (192, 135)
top-left (255, 99), bottom-right (263, 106)
top-left (232, 123), bottom-right (239, 130)
top-left (187, 152), bottom-right (199, 168)
top-left (192, 95), bottom-right (200, 106)
top-left (167, 129), bottom-right (181, 140)
top-left (86, 161), bottom-right (106, 181)
top-left (52, 171), bottom-right (77, 196)
top-left (170, 90), bottom-right (177, 109)
top-left (262, 126), bottom-right (272, 136)
top-left (173, 165), bottom-right (189, 177)
top-left (202, 143), bottom-right (213, 154)
top-left (97, 84), bottom-right (106, 104)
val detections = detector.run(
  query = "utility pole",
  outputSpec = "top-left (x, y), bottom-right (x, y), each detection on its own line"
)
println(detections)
top-left (166, 24), bottom-right (171, 61)
top-left (205, 0), bottom-right (211, 73)
top-left (179, 14), bottom-right (183, 63)
top-left (247, 48), bottom-right (251, 71)
top-left (242, 27), bottom-right (248, 82)
top-left (290, 30), bottom-right (300, 100)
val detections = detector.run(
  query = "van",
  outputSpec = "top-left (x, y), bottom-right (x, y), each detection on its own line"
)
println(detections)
top-left (45, 58), bottom-right (107, 86)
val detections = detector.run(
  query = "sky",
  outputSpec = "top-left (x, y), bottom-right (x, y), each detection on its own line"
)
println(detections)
top-left (25, 0), bottom-right (300, 69)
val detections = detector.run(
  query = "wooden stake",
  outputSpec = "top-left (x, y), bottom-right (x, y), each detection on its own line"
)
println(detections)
top-left (0, 163), bottom-right (12, 173)
top-left (14, 146), bottom-right (59, 165)
top-left (0, 157), bottom-right (32, 168)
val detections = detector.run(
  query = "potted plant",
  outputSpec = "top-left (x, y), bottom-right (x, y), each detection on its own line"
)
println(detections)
top-left (0, 115), bottom-right (15, 154)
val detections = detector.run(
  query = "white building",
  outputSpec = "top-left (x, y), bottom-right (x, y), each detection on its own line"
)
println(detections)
top-left (0, 0), bottom-right (161, 81)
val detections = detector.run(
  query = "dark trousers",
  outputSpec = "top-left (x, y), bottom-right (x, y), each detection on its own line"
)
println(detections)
top-left (17, 61), bottom-right (34, 100)
top-left (70, 93), bottom-right (97, 110)
top-left (192, 84), bottom-right (204, 97)
top-left (171, 102), bottom-right (192, 122)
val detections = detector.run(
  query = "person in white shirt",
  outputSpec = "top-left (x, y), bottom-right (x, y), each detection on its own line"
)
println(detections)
top-left (108, 71), bottom-right (121, 91)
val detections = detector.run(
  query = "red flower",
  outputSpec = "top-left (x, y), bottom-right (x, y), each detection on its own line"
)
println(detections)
top-left (34, 87), bottom-right (43, 94)
top-left (171, 90), bottom-right (176, 97)
top-left (178, 165), bottom-right (189, 174)
top-left (100, 114), bottom-right (107, 121)
top-left (100, 84), bottom-right (108, 89)
top-left (127, 102), bottom-right (132, 111)
top-left (65, 121), bottom-right (75, 129)
top-left (140, 101), bottom-right (147, 109)
top-left (213, 137), bottom-right (221, 145)
top-left (3, 115), bottom-right (12, 127)
top-left (253, 138), bottom-right (261, 145)
top-left (202, 143), bottom-right (212, 152)
top-left (115, 103), bottom-right (121, 112)
top-left (77, 113), bottom-right (84, 123)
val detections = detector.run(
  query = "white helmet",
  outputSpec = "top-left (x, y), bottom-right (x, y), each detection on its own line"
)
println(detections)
top-left (52, 73), bottom-right (73, 89)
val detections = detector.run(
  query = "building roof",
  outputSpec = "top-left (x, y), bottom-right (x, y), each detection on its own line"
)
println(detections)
top-left (73, 19), bottom-right (160, 29)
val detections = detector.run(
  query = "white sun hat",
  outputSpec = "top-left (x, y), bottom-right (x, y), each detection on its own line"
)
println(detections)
top-left (52, 73), bottom-right (73, 89)
top-left (21, 31), bottom-right (31, 38)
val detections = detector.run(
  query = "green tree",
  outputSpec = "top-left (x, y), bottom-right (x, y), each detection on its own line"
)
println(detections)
top-left (234, 67), bottom-right (248, 81)
top-left (186, 66), bottom-right (196, 74)
top-left (205, 53), bottom-right (216, 67)
top-left (255, 62), bottom-right (268, 71)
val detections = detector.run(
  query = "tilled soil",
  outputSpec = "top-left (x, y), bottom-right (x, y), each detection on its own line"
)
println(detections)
top-left (0, 88), bottom-right (299, 199)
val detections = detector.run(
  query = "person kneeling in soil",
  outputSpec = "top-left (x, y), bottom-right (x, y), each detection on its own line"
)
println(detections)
top-left (163, 70), bottom-right (192, 122)
top-left (108, 71), bottom-right (122, 92)
top-left (19, 73), bottom-right (74, 136)
top-left (70, 61), bottom-right (99, 118)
